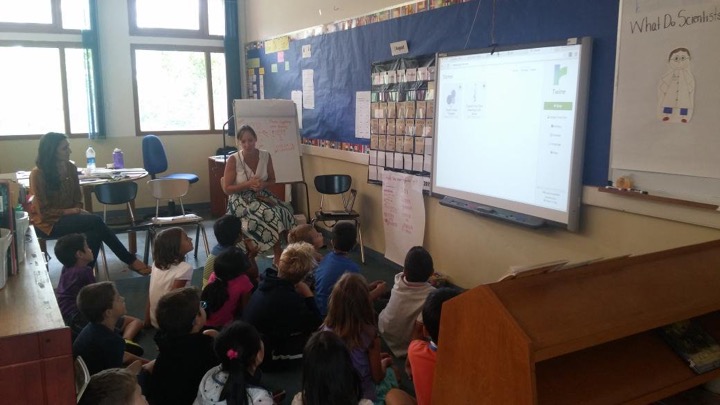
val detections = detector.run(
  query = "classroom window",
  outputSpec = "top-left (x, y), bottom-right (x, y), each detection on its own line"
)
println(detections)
top-left (133, 47), bottom-right (226, 134)
top-left (0, 1), bottom-right (53, 25)
top-left (0, 44), bottom-right (93, 137)
top-left (129, 0), bottom-right (224, 38)
top-left (0, 0), bottom-right (89, 31)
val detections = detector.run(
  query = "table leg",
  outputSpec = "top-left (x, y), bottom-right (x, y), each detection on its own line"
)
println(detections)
top-left (82, 185), bottom-right (95, 213)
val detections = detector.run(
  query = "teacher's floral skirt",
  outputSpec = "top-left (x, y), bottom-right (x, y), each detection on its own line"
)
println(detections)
top-left (227, 190), bottom-right (296, 253)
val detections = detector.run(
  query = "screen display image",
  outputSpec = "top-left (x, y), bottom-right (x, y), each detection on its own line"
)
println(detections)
top-left (432, 38), bottom-right (592, 231)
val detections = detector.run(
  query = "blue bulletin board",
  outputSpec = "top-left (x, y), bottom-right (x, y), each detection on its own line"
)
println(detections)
top-left (246, 0), bottom-right (619, 187)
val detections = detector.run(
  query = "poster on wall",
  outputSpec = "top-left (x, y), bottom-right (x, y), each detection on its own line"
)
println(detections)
top-left (611, 0), bottom-right (720, 180)
top-left (382, 171), bottom-right (425, 265)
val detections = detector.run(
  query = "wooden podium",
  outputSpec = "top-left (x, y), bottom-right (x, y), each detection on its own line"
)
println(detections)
top-left (0, 227), bottom-right (75, 404)
top-left (432, 239), bottom-right (720, 404)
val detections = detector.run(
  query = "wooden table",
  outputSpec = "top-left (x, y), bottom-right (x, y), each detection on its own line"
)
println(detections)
top-left (0, 227), bottom-right (75, 404)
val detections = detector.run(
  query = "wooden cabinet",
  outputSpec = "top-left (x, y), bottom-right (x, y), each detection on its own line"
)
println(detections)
top-left (209, 156), bottom-right (228, 218)
top-left (208, 156), bottom-right (287, 218)
top-left (432, 240), bottom-right (720, 404)
top-left (0, 228), bottom-right (75, 404)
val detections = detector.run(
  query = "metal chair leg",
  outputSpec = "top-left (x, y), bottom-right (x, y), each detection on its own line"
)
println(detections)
top-left (194, 224), bottom-right (201, 259)
top-left (356, 220), bottom-right (365, 264)
top-left (200, 225), bottom-right (210, 256)
top-left (98, 245), bottom-right (110, 281)
top-left (144, 229), bottom-right (154, 264)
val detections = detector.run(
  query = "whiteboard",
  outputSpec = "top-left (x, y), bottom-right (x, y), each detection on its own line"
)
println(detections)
top-left (232, 99), bottom-right (303, 183)
top-left (610, 0), bottom-right (720, 205)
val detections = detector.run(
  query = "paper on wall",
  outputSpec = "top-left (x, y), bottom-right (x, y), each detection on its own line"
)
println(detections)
top-left (355, 91), bottom-right (371, 139)
top-left (302, 69), bottom-right (315, 109)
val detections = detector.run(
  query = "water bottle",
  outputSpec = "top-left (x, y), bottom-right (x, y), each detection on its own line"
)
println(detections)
top-left (86, 146), bottom-right (96, 174)
top-left (112, 148), bottom-right (125, 169)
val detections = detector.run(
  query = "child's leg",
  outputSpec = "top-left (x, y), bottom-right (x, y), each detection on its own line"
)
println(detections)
top-left (121, 315), bottom-right (143, 341)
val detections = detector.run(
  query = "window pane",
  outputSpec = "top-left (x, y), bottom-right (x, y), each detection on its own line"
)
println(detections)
top-left (135, 0), bottom-right (199, 30)
top-left (0, 0), bottom-right (52, 24)
top-left (65, 48), bottom-right (91, 134)
top-left (61, 0), bottom-right (90, 30)
top-left (0, 47), bottom-right (64, 136)
top-left (211, 53), bottom-right (227, 129)
top-left (135, 50), bottom-right (210, 131)
top-left (208, 0), bottom-right (225, 36)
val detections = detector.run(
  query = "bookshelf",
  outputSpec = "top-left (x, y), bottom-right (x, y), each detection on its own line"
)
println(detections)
top-left (432, 239), bottom-right (720, 404)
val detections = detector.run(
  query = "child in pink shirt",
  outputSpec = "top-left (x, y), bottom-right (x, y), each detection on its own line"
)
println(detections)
top-left (202, 247), bottom-right (254, 329)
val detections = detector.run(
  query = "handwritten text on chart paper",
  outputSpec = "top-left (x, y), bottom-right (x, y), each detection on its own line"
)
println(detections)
top-left (382, 171), bottom-right (426, 265)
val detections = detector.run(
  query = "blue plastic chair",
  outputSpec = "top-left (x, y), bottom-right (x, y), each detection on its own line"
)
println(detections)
top-left (142, 134), bottom-right (199, 215)
top-left (141, 134), bottom-right (200, 183)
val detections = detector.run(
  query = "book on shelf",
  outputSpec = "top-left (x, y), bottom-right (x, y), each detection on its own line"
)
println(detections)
top-left (658, 319), bottom-right (720, 374)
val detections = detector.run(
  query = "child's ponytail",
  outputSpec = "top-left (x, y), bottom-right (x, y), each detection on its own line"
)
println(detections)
top-left (201, 247), bottom-right (249, 317)
top-left (213, 321), bottom-right (263, 405)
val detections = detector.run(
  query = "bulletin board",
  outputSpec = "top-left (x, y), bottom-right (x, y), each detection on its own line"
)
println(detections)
top-left (610, 0), bottom-right (720, 205)
top-left (245, 0), bottom-right (620, 187)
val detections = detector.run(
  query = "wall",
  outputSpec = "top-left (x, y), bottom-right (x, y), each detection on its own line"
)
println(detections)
top-left (3, 1), bottom-right (720, 288)
top-left (246, 0), bottom-right (720, 287)
top-left (243, 0), bottom-right (410, 42)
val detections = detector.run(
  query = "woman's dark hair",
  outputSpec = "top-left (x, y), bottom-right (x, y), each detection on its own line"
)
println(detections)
top-left (201, 247), bottom-right (249, 317)
top-left (36, 132), bottom-right (68, 191)
top-left (213, 321), bottom-right (263, 405)
top-left (301, 331), bottom-right (362, 405)
top-left (236, 125), bottom-right (257, 140)
top-left (152, 227), bottom-right (185, 270)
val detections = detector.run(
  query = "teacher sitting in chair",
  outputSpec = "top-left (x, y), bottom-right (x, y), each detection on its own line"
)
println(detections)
top-left (29, 132), bottom-right (150, 275)
top-left (223, 125), bottom-right (295, 266)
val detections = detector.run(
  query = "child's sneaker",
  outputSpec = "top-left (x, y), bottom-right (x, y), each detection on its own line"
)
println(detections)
top-left (124, 339), bottom-right (144, 356)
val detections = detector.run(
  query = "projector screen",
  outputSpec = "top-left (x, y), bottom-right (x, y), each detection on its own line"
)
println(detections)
top-left (432, 38), bottom-right (592, 231)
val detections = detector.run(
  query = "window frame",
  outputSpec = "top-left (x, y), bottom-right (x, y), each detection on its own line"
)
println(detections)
top-left (127, 0), bottom-right (222, 39)
top-left (130, 43), bottom-right (225, 136)
top-left (0, 0), bottom-right (83, 34)
top-left (0, 40), bottom-right (91, 139)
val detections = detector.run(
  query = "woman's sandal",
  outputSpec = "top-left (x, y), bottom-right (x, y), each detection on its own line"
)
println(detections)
top-left (129, 260), bottom-right (152, 276)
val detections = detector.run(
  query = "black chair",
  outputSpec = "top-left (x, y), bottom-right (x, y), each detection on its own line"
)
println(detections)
top-left (94, 182), bottom-right (151, 277)
top-left (311, 174), bottom-right (364, 263)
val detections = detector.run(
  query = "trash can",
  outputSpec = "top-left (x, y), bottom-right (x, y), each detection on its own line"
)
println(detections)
top-left (0, 228), bottom-right (12, 289)
top-left (14, 211), bottom-right (29, 263)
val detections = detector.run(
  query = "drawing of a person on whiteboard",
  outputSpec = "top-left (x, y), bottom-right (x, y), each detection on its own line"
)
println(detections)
top-left (657, 48), bottom-right (695, 123)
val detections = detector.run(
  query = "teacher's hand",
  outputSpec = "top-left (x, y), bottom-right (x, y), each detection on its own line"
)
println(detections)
top-left (249, 177), bottom-right (263, 191)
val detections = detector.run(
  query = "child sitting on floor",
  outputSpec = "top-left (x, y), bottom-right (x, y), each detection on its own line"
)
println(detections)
top-left (287, 224), bottom-right (326, 290)
top-left (407, 287), bottom-right (462, 405)
top-left (72, 282), bottom-right (149, 375)
top-left (378, 246), bottom-right (436, 357)
top-left (146, 287), bottom-right (218, 405)
top-left (314, 222), bottom-right (386, 316)
top-left (292, 330), bottom-right (372, 405)
top-left (195, 321), bottom-right (274, 404)
top-left (145, 227), bottom-right (194, 328)
top-left (323, 273), bottom-right (398, 403)
top-left (78, 367), bottom-right (148, 405)
top-left (54, 233), bottom-right (143, 351)
top-left (202, 247), bottom-right (254, 329)
top-left (243, 242), bottom-right (322, 370)
top-left (203, 215), bottom-right (259, 288)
